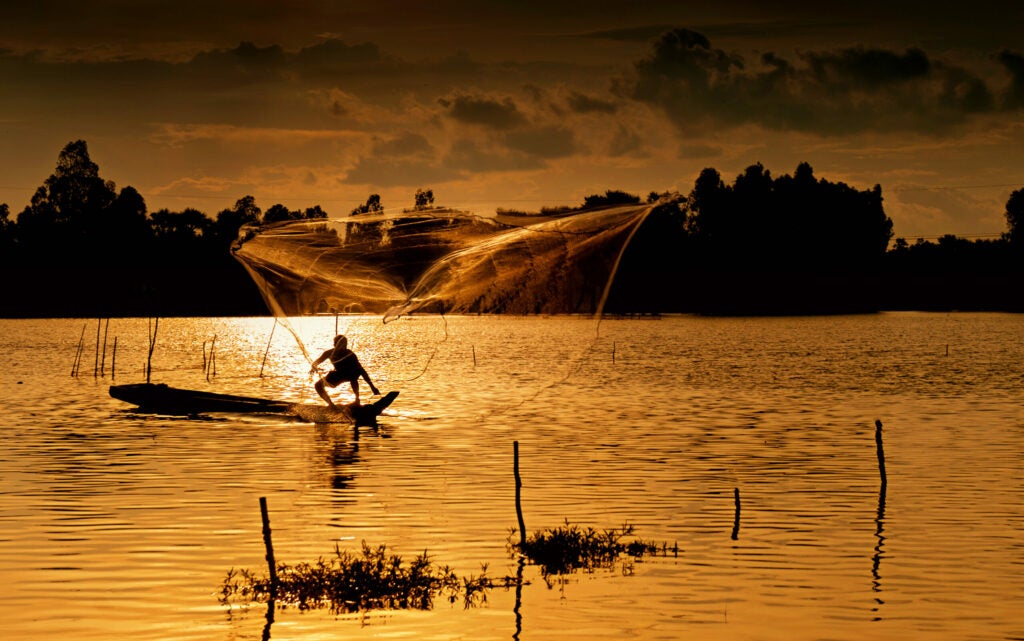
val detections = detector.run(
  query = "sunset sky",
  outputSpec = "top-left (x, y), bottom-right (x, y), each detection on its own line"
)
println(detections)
top-left (1, 0), bottom-right (1021, 240)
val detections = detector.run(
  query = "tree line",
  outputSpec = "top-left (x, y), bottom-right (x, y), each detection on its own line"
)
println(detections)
top-left (1, 140), bottom-right (1021, 316)
top-left (607, 163), bottom-right (1022, 313)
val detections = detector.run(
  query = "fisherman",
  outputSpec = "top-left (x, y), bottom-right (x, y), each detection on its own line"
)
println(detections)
top-left (310, 334), bottom-right (379, 408)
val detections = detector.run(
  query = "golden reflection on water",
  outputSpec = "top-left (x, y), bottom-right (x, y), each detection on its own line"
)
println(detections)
top-left (0, 314), bottom-right (1022, 641)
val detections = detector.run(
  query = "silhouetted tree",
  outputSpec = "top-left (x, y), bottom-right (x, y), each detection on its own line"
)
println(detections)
top-left (97, 185), bottom-right (152, 262)
top-left (15, 140), bottom-right (118, 264)
top-left (414, 188), bottom-right (435, 210)
top-left (685, 167), bottom-right (727, 247)
top-left (263, 203), bottom-right (329, 223)
top-left (351, 194), bottom-right (383, 216)
top-left (151, 208), bottom-right (212, 241)
top-left (684, 162), bottom-right (892, 271)
top-left (1006, 188), bottom-right (1024, 245)
top-left (304, 205), bottom-right (328, 219)
top-left (215, 195), bottom-right (262, 244)
top-left (263, 203), bottom-right (295, 224)
top-left (0, 203), bottom-right (13, 263)
top-left (583, 190), bottom-right (641, 208)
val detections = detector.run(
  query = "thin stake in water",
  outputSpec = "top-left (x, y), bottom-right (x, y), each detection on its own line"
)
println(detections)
top-left (731, 487), bottom-right (741, 541)
top-left (514, 441), bottom-right (527, 547)
top-left (206, 335), bottom-right (217, 381)
top-left (259, 318), bottom-right (277, 377)
top-left (146, 317), bottom-right (159, 384)
top-left (71, 323), bottom-right (86, 377)
top-left (93, 317), bottom-right (101, 378)
top-left (875, 419), bottom-right (887, 489)
top-left (100, 318), bottom-right (109, 377)
top-left (259, 497), bottom-right (279, 598)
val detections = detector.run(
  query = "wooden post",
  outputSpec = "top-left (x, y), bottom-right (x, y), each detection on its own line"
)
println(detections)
top-left (514, 441), bottom-right (527, 546)
top-left (731, 487), bottom-right (741, 540)
top-left (206, 335), bottom-right (217, 382)
top-left (146, 317), bottom-right (159, 384)
top-left (111, 337), bottom-right (117, 380)
top-left (259, 318), bottom-right (277, 377)
top-left (94, 318), bottom-right (101, 378)
top-left (472, 345), bottom-right (477, 367)
top-left (71, 323), bottom-right (86, 377)
top-left (259, 497), bottom-right (279, 598)
top-left (874, 420), bottom-right (887, 489)
top-left (612, 341), bottom-right (616, 364)
top-left (100, 318), bottom-right (109, 377)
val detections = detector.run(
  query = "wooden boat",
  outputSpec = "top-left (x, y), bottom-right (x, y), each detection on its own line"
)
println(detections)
top-left (109, 383), bottom-right (399, 427)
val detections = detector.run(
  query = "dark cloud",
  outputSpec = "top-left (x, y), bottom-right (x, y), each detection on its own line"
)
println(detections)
top-left (609, 125), bottom-right (644, 156)
top-left (438, 95), bottom-right (527, 130)
top-left (295, 39), bottom-right (385, 66)
top-left (444, 139), bottom-right (545, 172)
top-left (803, 47), bottom-right (930, 88)
top-left (998, 50), bottom-right (1024, 109)
top-left (566, 91), bottom-right (618, 114)
top-left (625, 28), bottom-right (1009, 135)
top-left (371, 132), bottom-right (436, 158)
top-left (581, 25), bottom-right (678, 42)
top-left (503, 126), bottom-right (576, 159)
top-left (342, 156), bottom-right (462, 188)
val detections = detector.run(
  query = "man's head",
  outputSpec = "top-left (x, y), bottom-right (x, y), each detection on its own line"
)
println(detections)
top-left (334, 335), bottom-right (348, 349)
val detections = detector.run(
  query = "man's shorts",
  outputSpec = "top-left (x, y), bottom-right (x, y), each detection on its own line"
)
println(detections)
top-left (324, 370), bottom-right (355, 387)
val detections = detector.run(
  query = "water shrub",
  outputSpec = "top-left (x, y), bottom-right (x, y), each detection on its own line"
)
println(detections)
top-left (221, 541), bottom-right (512, 613)
top-left (510, 521), bottom-right (677, 576)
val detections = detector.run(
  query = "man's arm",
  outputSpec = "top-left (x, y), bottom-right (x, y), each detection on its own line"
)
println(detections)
top-left (310, 348), bottom-right (331, 371)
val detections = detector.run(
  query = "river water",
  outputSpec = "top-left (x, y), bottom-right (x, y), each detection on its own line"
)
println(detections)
top-left (0, 313), bottom-right (1021, 640)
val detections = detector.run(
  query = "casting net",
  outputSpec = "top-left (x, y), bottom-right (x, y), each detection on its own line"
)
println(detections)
top-left (233, 203), bottom-right (661, 323)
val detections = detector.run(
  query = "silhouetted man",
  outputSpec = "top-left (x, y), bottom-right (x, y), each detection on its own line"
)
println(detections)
top-left (310, 334), bottom-right (379, 407)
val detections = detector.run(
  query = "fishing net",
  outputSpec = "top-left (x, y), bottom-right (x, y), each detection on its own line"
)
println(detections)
top-left (232, 199), bottom-right (676, 395)
top-left (233, 203), bottom-right (663, 324)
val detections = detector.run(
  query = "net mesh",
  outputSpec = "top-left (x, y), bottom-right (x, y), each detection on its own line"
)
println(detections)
top-left (233, 203), bottom-right (660, 324)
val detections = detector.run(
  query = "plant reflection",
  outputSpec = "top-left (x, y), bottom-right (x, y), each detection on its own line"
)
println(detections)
top-left (872, 482), bottom-right (887, 618)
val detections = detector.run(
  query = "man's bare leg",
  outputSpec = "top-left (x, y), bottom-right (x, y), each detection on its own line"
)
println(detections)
top-left (315, 380), bottom-right (337, 408)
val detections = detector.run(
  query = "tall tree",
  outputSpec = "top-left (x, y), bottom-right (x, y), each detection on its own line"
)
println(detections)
top-left (1006, 188), bottom-right (1024, 245)
top-left (414, 188), bottom-right (435, 210)
top-left (351, 194), bottom-right (383, 216)
top-left (215, 195), bottom-right (262, 244)
top-left (15, 140), bottom-right (118, 263)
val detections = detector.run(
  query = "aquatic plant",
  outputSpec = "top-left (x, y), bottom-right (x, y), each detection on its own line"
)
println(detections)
top-left (221, 541), bottom-right (517, 613)
top-left (510, 521), bottom-right (677, 576)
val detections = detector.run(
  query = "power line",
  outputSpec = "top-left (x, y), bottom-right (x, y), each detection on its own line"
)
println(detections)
top-left (891, 183), bottom-right (1021, 192)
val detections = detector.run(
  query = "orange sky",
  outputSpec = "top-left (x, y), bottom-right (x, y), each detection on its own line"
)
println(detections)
top-left (1, 1), bottom-right (1022, 239)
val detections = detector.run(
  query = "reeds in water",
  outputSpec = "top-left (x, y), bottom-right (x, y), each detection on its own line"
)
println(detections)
top-left (220, 542), bottom-right (513, 613)
top-left (510, 521), bottom-right (676, 577)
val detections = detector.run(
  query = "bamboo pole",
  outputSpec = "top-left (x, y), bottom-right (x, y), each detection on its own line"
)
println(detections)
top-left (259, 318), bottom-right (277, 377)
top-left (731, 487), bottom-right (741, 541)
top-left (259, 497), bottom-right (279, 598)
top-left (93, 318), bottom-right (101, 378)
top-left (71, 323), bottom-right (86, 377)
top-left (100, 318), bottom-right (109, 377)
top-left (146, 317), bottom-right (159, 384)
top-left (514, 441), bottom-right (527, 547)
top-left (207, 335), bottom-right (217, 382)
top-left (874, 420), bottom-right (887, 489)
